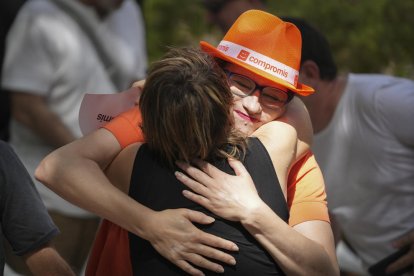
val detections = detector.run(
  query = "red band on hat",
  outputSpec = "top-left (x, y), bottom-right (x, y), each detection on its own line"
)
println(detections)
top-left (217, 40), bottom-right (299, 86)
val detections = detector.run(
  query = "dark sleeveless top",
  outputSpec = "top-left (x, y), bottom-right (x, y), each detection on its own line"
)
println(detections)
top-left (128, 137), bottom-right (288, 275)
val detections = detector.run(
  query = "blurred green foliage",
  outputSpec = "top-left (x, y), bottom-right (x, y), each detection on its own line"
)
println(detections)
top-left (142, 0), bottom-right (414, 78)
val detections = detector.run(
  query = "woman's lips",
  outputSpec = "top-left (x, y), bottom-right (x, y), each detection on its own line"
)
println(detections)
top-left (234, 110), bottom-right (259, 123)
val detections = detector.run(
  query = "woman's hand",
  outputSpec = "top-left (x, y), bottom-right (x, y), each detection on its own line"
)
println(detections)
top-left (175, 158), bottom-right (264, 222)
top-left (145, 208), bottom-right (238, 276)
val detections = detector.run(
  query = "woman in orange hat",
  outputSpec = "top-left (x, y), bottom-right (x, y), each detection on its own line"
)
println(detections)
top-left (173, 10), bottom-right (338, 275)
top-left (95, 46), bottom-right (302, 275)
top-left (37, 10), bottom-right (339, 276)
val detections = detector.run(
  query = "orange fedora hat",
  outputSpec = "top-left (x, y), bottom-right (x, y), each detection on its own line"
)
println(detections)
top-left (200, 9), bottom-right (314, 96)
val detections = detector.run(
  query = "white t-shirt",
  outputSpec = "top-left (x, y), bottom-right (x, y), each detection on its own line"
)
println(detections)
top-left (1, 0), bottom-right (147, 217)
top-left (313, 73), bottom-right (414, 269)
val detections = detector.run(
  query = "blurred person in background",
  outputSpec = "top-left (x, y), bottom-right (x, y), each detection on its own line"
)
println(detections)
top-left (0, 140), bottom-right (74, 276)
top-left (1, 0), bottom-right (147, 273)
top-left (283, 17), bottom-right (414, 276)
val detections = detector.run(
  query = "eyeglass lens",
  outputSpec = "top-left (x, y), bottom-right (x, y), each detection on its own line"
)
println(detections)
top-left (228, 73), bottom-right (289, 105)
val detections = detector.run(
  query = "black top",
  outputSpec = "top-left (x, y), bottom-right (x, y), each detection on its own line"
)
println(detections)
top-left (0, 141), bottom-right (58, 275)
top-left (128, 137), bottom-right (288, 275)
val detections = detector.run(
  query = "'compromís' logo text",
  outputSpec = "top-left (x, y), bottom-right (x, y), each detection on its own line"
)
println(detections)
top-left (248, 56), bottom-right (288, 78)
top-left (97, 113), bottom-right (114, 123)
top-left (217, 45), bottom-right (229, 52)
top-left (237, 50), bottom-right (250, 61)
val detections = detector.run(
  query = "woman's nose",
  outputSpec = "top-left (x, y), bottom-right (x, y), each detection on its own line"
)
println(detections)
top-left (242, 90), bottom-right (262, 114)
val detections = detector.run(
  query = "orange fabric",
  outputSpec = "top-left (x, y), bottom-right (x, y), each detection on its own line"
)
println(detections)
top-left (287, 151), bottom-right (329, 226)
top-left (104, 107), bottom-right (144, 148)
top-left (86, 220), bottom-right (132, 276)
top-left (86, 107), bottom-right (145, 276)
top-left (90, 107), bottom-right (329, 274)
top-left (199, 10), bottom-right (314, 96)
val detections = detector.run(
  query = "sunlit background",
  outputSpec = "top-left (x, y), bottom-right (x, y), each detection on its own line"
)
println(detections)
top-left (142, 0), bottom-right (414, 78)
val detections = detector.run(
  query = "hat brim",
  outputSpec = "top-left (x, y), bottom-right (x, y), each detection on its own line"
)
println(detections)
top-left (200, 41), bottom-right (314, 96)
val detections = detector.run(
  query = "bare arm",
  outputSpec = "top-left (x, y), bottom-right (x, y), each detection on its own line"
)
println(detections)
top-left (23, 244), bottom-right (75, 276)
top-left (176, 159), bottom-right (338, 275)
top-left (258, 98), bottom-right (338, 274)
top-left (175, 97), bottom-right (338, 275)
top-left (253, 97), bottom-right (312, 196)
top-left (11, 92), bottom-right (75, 147)
top-left (254, 97), bottom-right (313, 160)
top-left (35, 128), bottom-right (238, 275)
top-left (243, 204), bottom-right (337, 276)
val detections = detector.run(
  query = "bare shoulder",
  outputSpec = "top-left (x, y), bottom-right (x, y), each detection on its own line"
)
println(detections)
top-left (252, 104), bottom-right (300, 195)
top-left (277, 97), bottom-right (313, 160)
top-left (67, 128), bottom-right (123, 168)
top-left (251, 97), bottom-right (313, 195)
top-left (253, 120), bottom-right (297, 156)
top-left (253, 97), bottom-right (312, 161)
top-left (105, 143), bottom-right (143, 193)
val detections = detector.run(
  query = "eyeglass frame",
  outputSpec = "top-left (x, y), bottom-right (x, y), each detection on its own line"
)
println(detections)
top-left (224, 70), bottom-right (294, 108)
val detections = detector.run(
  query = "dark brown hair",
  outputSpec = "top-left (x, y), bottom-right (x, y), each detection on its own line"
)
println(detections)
top-left (139, 47), bottom-right (245, 167)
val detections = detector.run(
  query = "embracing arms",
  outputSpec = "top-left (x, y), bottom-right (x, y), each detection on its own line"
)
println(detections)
top-left (176, 157), bottom-right (338, 276)
top-left (35, 128), bottom-right (237, 275)
top-left (174, 97), bottom-right (339, 275)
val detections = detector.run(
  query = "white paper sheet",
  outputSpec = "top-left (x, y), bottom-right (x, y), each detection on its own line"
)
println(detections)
top-left (78, 87), bottom-right (141, 135)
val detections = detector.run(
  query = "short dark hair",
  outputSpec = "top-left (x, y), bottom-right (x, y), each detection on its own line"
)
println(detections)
top-left (139, 47), bottom-right (245, 168)
top-left (282, 17), bottom-right (337, 80)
